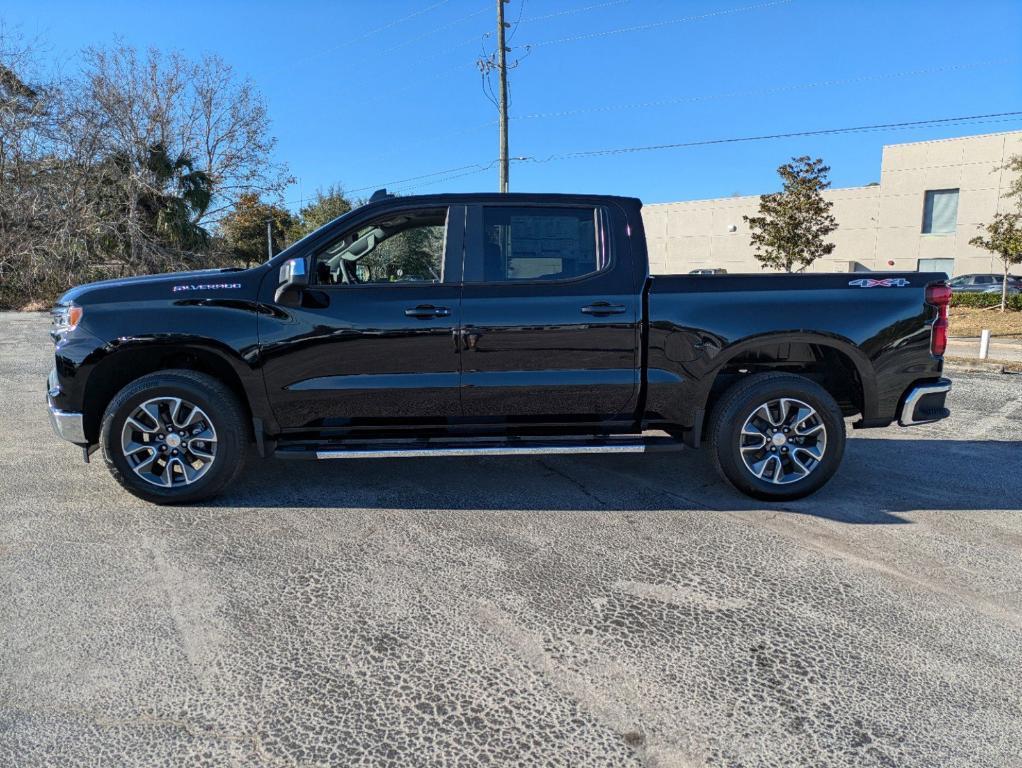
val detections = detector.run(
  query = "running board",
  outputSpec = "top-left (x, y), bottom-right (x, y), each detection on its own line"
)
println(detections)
top-left (275, 434), bottom-right (684, 460)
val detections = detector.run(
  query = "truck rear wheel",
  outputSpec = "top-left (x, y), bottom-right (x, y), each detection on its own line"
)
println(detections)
top-left (708, 373), bottom-right (845, 501)
top-left (100, 370), bottom-right (248, 504)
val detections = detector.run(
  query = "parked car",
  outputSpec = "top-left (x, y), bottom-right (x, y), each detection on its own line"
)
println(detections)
top-left (948, 273), bottom-right (1022, 295)
top-left (689, 268), bottom-right (728, 275)
top-left (47, 191), bottom-right (952, 504)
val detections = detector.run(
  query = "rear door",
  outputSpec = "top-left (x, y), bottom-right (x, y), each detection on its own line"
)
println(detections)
top-left (458, 203), bottom-right (640, 424)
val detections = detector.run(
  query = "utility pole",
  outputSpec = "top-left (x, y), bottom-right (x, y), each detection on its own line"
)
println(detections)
top-left (496, 0), bottom-right (510, 193)
top-left (266, 218), bottom-right (274, 260)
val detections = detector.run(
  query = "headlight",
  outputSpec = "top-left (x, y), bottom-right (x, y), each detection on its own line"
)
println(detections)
top-left (50, 304), bottom-right (84, 339)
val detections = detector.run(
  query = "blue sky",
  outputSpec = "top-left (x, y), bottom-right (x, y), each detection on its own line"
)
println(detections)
top-left (6, 0), bottom-right (1022, 209)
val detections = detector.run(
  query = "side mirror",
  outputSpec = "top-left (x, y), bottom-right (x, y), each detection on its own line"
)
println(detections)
top-left (274, 257), bottom-right (309, 306)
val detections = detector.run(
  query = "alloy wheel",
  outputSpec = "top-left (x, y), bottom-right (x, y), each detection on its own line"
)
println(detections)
top-left (739, 397), bottom-right (827, 485)
top-left (120, 397), bottom-right (217, 487)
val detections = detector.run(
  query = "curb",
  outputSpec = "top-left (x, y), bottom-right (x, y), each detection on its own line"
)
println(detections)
top-left (943, 357), bottom-right (1022, 374)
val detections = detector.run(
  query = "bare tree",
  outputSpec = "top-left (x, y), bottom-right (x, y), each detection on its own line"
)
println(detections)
top-left (0, 35), bottom-right (291, 309)
top-left (188, 54), bottom-right (293, 220)
top-left (80, 46), bottom-right (292, 257)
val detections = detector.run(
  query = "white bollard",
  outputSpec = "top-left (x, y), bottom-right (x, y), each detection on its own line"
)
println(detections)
top-left (979, 329), bottom-right (991, 360)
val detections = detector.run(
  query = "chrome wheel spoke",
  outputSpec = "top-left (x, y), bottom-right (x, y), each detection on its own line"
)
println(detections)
top-left (740, 420), bottom-right (768, 451)
top-left (140, 402), bottom-right (162, 429)
top-left (787, 403), bottom-right (814, 429)
top-left (123, 441), bottom-right (153, 458)
top-left (789, 451), bottom-right (811, 477)
top-left (125, 416), bottom-right (157, 436)
top-left (121, 396), bottom-right (217, 488)
top-left (776, 398), bottom-right (794, 426)
top-left (167, 398), bottom-right (185, 428)
top-left (133, 453), bottom-right (170, 486)
top-left (753, 403), bottom-right (782, 428)
top-left (796, 443), bottom-right (824, 461)
top-left (752, 454), bottom-right (778, 480)
top-left (739, 396), bottom-right (827, 486)
top-left (794, 419), bottom-right (823, 436)
top-left (189, 443), bottom-right (215, 460)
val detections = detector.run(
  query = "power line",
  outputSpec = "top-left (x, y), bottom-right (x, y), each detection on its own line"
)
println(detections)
top-left (525, 0), bottom-right (792, 48)
top-left (388, 165), bottom-right (498, 195)
top-left (507, 0), bottom-right (528, 44)
top-left (348, 111), bottom-right (1022, 196)
top-left (346, 162), bottom-right (500, 196)
top-left (516, 0), bottom-right (630, 25)
top-left (288, 1), bottom-right (451, 69)
top-left (365, 0), bottom-right (790, 107)
top-left (354, 0), bottom-right (630, 101)
top-left (377, 6), bottom-right (490, 56)
top-left (527, 111), bottom-right (1022, 162)
top-left (414, 0), bottom-right (789, 79)
top-left (355, 58), bottom-right (1011, 164)
top-left (513, 59), bottom-right (1016, 122)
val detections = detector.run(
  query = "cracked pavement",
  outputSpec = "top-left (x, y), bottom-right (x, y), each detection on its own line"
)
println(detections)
top-left (2, 311), bottom-right (1022, 767)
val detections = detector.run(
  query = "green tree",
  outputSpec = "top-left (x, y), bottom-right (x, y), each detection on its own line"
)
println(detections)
top-left (968, 212), bottom-right (1022, 312)
top-left (140, 143), bottom-right (213, 251)
top-left (219, 193), bottom-right (295, 266)
top-left (743, 156), bottom-right (838, 272)
top-left (289, 185), bottom-right (353, 241)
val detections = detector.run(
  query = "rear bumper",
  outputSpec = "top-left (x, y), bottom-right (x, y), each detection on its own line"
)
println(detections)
top-left (898, 378), bottom-right (952, 427)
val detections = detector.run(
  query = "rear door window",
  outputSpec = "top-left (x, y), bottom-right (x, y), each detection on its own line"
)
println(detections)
top-left (479, 206), bottom-right (603, 282)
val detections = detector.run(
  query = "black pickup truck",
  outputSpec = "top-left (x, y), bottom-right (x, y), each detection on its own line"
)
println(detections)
top-left (47, 191), bottom-right (952, 504)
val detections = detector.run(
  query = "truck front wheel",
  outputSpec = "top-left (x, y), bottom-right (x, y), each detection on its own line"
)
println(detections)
top-left (100, 369), bottom-right (248, 504)
top-left (708, 373), bottom-right (845, 501)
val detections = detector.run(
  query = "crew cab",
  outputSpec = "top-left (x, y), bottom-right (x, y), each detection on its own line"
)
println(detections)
top-left (47, 191), bottom-right (952, 504)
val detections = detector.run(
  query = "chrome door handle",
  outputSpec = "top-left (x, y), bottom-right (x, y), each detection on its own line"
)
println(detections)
top-left (404, 305), bottom-right (450, 318)
top-left (581, 303), bottom-right (627, 316)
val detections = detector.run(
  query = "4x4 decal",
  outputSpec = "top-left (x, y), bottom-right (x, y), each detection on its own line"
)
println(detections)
top-left (848, 278), bottom-right (911, 288)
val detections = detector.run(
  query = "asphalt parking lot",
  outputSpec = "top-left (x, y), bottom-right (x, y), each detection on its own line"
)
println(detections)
top-left (2, 310), bottom-right (1021, 768)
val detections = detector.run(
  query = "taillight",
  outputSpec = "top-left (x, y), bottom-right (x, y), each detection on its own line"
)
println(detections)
top-left (926, 282), bottom-right (951, 356)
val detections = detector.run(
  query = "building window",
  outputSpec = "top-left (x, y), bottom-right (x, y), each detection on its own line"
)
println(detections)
top-left (921, 189), bottom-right (959, 234)
top-left (918, 257), bottom-right (954, 275)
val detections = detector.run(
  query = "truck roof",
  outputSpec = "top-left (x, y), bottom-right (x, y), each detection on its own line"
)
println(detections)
top-left (360, 191), bottom-right (643, 210)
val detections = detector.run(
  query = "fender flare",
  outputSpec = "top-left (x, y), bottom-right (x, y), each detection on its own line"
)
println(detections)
top-left (81, 336), bottom-right (277, 439)
top-left (700, 331), bottom-right (879, 420)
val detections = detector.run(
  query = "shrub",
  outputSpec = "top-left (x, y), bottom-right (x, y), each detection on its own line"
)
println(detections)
top-left (950, 292), bottom-right (1022, 311)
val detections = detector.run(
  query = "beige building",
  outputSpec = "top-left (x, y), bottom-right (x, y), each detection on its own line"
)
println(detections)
top-left (643, 130), bottom-right (1022, 276)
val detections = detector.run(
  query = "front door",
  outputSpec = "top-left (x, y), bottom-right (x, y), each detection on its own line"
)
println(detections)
top-left (458, 203), bottom-right (640, 425)
top-left (260, 205), bottom-right (464, 432)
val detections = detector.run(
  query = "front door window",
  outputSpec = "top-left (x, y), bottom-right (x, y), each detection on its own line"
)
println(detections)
top-left (315, 208), bottom-right (447, 286)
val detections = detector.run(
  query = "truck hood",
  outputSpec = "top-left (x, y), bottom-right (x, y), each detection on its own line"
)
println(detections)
top-left (57, 267), bottom-right (261, 306)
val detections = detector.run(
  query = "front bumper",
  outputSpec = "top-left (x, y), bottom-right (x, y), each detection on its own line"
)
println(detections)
top-left (898, 378), bottom-right (952, 427)
top-left (48, 400), bottom-right (87, 444)
top-left (47, 368), bottom-right (87, 444)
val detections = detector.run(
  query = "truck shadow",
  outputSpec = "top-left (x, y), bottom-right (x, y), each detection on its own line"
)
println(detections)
top-left (221, 438), bottom-right (1022, 524)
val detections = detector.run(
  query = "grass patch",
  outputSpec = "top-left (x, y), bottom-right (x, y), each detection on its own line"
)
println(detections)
top-left (948, 306), bottom-right (1022, 339)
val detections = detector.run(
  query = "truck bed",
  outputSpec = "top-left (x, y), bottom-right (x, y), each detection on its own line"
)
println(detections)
top-left (644, 271), bottom-right (946, 435)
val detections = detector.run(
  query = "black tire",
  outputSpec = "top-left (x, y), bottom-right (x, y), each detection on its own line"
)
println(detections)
top-left (708, 372), bottom-right (845, 501)
top-left (100, 369), bottom-right (249, 504)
